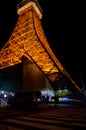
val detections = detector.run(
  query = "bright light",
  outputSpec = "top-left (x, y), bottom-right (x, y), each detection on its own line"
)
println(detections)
top-left (3, 94), bottom-right (7, 98)
top-left (59, 97), bottom-right (70, 102)
top-left (41, 89), bottom-right (54, 97)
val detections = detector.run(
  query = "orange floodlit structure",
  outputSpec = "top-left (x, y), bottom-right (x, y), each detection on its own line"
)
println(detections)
top-left (0, 0), bottom-right (82, 93)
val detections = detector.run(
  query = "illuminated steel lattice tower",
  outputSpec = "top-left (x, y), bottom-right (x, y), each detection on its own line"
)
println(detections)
top-left (0, 0), bottom-right (81, 92)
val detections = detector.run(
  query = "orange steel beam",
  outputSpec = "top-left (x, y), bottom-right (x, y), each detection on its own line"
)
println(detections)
top-left (0, 0), bottom-right (82, 93)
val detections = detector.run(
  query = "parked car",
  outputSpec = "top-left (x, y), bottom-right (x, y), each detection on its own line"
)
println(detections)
top-left (8, 90), bottom-right (42, 108)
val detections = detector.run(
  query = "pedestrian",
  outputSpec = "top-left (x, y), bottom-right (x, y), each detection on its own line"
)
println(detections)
top-left (46, 95), bottom-right (49, 104)
top-left (54, 94), bottom-right (59, 108)
top-left (54, 95), bottom-right (57, 108)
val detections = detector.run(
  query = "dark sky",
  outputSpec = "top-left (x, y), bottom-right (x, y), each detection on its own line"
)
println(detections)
top-left (0, 0), bottom-right (86, 90)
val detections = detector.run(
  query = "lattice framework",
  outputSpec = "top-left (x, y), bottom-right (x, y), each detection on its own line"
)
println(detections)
top-left (0, 0), bottom-right (82, 92)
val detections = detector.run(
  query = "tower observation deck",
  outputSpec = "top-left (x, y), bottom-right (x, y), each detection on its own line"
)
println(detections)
top-left (0, 0), bottom-right (82, 93)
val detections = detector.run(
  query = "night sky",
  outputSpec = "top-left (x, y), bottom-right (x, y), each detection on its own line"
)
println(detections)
top-left (0, 0), bottom-right (86, 91)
